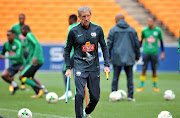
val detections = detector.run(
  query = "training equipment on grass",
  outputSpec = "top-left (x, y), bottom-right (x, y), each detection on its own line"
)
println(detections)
top-left (18, 108), bottom-right (32, 118)
top-left (109, 91), bottom-right (120, 101)
top-left (106, 71), bottom-right (109, 80)
top-left (158, 111), bottom-right (172, 118)
top-left (117, 90), bottom-right (127, 100)
top-left (164, 90), bottom-right (175, 101)
top-left (46, 92), bottom-right (58, 103)
top-left (65, 75), bottom-right (70, 103)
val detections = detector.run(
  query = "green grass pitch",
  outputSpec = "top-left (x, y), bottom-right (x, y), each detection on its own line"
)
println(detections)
top-left (0, 71), bottom-right (179, 118)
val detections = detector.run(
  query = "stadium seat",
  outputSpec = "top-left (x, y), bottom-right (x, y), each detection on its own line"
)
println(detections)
top-left (0, 0), bottom-right (143, 43)
top-left (139, 0), bottom-right (180, 38)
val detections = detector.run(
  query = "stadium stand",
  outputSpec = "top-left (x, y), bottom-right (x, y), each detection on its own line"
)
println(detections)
top-left (0, 0), bottom-right (142, 43)
top-left (138, 0), bottom-right (180, 38)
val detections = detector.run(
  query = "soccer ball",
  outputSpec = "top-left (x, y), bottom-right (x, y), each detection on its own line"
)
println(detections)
top-left (18, 108), bottom-right (32, 118)
top-left (164, 90), bottom-right (175, 101)
top-left (46, 92), bottom-right (58, 103)
top-left (109, 91), bottom-right (120, 101)
top-left (158, 111), bottom-right (172, 118)
top-left (117, 90), bottom-right (127, 100)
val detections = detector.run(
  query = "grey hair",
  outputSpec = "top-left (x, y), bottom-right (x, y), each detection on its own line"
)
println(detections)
top-left (78, 6), bottom-right (91, 16)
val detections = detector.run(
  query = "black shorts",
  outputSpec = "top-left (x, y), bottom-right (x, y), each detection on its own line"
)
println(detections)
top-left (142, 53), bottom-right (158, 70)
top-left (21, 63), bottom-right (42, 78)
top-left (7, 63), bottom-right (23, 77)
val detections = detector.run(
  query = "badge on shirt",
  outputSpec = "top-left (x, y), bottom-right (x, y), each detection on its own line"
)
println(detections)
top-left (12, 45), bottom-right (16, 50)
top-left (91, 32), bottom-right (96, 38)
top-left (153, 31), bottom-right (158, 36)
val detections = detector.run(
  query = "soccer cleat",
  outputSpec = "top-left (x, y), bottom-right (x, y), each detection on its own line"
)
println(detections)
top-left (11, 86), bottom-right (19, 95)
top-left (20, 85), bottom-right (26, 90)
top-left (128, 97), bottom-right (136, 102)
top-left (41, 85), bottom-right (48, 95)
top-left (36, 89), bottom-right (44, 98)
top-left (58, 90), bottom-right (73, 100)
top-left (136, 87), bottom-right (144, 92)
top-left (153, 87), bottom-right (160, 92)
top-left (83, 109), bottom-right (92, 118)
top-left (9, 85), bottom-right (14, 92)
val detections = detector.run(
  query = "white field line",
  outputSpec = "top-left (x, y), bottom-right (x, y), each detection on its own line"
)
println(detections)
top-left (0, 108), bottom-right (72, 118)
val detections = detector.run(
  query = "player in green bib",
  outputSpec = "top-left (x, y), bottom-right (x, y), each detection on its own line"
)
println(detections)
top-left (0, 30), bottom-right (25, 95)
top-left (136, 16), bottom-right (165, 92)
top-left (19, 25), bottom-right (45, 98)
top-left (59, 14), bottom-right (77, 100)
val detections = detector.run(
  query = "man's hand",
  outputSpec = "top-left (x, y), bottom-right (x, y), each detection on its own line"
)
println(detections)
top-left (0, 55), bottom-right (5, 59)
top-left (160, 52), bottom-right (165, 60)
top-left (65, 69), bottom-right (71, 78)
top-left (32, 57), bottom-right (38, 66)
top-left (104, 66), bottom-right (110, 74)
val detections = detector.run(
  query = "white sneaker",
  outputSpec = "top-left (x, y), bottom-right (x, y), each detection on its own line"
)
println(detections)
top-left (128, 97), bottom-right (136, 102)
top-left (58, 90), bottom-right (73, 100)
top-left (83, 109), bottom-right (92, 118)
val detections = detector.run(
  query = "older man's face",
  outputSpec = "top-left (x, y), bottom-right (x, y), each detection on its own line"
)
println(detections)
top-left (79, 11), bottom-right (91, 27)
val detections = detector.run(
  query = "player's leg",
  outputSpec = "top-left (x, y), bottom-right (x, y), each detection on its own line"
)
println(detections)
top-left (111, 65), bottom-right (121, 91)
top-left (136, 53), bottom-right (149, 92)
top-left (1, 65), bottom-right (21, 95)
top-left (20, 63), bottom-right (44, 98)
top-left (84, 71), bottom-right (100, 117)
top-left (33, 77), bottom-right (48, 95)
top-left (1, 70), bottom-right (12, 83)
top-left (9, 76), bottom-right (14, 92)
top-left (74, 70), bottom-right (87, 118)
top-left (59, 69), bottom-right (72, 100)
top-left (151, 54), bottom-right (159, 91)
top-left (20, 51), bottom-right (29, 90)
top-left (124, 66), bottom-right (135, 101)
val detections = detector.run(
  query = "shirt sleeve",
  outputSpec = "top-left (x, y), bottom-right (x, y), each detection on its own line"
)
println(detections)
top-left (107, 28), bottom-right (114, 60)
top-left (27, 33), bottom-right (41, 58)
top-left (5, 42), bottom-right (22, 60)
top-left (133, 30), bottom-right (140, 60)
top-left (64, 30), bottom-right (74, 69)
top-left (98, 27), bottom-right (109, 67)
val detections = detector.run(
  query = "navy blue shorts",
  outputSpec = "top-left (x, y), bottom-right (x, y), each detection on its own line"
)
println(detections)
top-left (142, 53), bottom-right (158, 70)
top-left (7, 63), bottom-right (23, 77)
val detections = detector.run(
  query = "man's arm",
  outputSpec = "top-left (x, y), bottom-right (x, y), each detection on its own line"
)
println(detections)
top-left (64, 30), bottom-right (74, 70)
top-left (0, 44), bottom-right (6, 57)
top-left (27, 34), bottom-right (41, 59)
top-left (159, 39), bottom-right (165, 59)
top-left (98, 27), bottom-right (109, 68)
top-left (27, 33), bottom-right (42, 65)
top-left (133, 31), bottom-right (140, 61)
top-left (159, 28), bottom-right (165, 59)
top-left (107, 28), bottom-right (114, 60)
